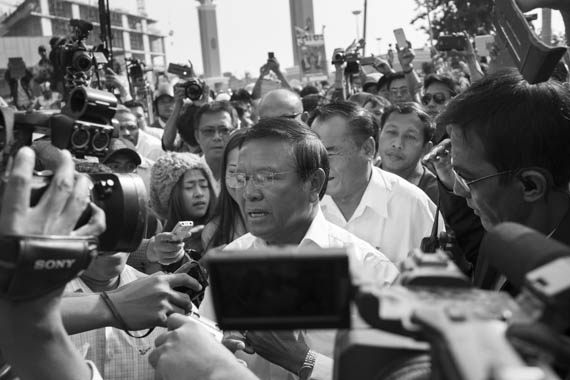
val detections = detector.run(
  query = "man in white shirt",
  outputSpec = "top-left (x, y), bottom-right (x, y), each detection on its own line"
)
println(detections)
top-left (199, 118), bottom-right (398, 380)
top-left (116, 106), bottom-right (164, 162)
top-left (310, 102), bottom-right (442, 265)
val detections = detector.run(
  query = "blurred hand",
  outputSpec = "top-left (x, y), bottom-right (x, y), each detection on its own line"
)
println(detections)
top-left (150, 314), bottom-right (257, 380)
top-left (108, 272), bottom-right (201, 329)
top-left (266, 57), bottom-right (281, 73)
top-left (397, 46), bottom-right (415, 71)
top-left (222, 331), bottom-right (253, 354)
top-left (245, 330), bottom-right (309, 374)
top-left (105, 68), bottom-right (128, 94)
top-left (372, 57), bottom-right (392, 75)
top-left (423, 138), bottom-right (455, 191)
top-left (173, 84), bottom-right (186, 106)
top-left (259, 63), bottom-right (270, 77)
top-left (147, 232), bottom-right (185, 265)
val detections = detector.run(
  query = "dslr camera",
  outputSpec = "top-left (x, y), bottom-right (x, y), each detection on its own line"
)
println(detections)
top-left (167, 63), bottom-right (204, 101)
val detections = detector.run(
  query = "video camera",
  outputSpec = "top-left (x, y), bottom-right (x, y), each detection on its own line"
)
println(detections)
top-left (206, 223), bottom-right (570, 380)
top-left (331, 39), bottom-right (375, 75)
top-left (167, 62), bottom-right (204, 101)
top-left (0, 18), bottom-right (148, 253)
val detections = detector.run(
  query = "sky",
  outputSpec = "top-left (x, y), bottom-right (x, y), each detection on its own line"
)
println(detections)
top-left (2, 0), bottom-right (565, 77)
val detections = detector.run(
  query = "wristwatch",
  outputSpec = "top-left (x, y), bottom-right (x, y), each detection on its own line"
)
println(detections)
top-left (298, 350), bottom-right (316, 380)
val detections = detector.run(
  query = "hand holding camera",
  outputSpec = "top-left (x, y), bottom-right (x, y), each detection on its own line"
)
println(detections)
top-left (423, 138), bottom-right (455, 191)
top-left (244, 330), bottom-right (310, 375)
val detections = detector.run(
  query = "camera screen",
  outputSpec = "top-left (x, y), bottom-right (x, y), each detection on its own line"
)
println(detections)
top-left (207, 248), bottom-right (352, 330)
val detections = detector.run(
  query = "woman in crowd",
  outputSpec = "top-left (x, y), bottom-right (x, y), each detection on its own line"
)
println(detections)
top-left (202, 129), bottom-right (248, 251)
top-left (146, 152), bottom-right (218, 269)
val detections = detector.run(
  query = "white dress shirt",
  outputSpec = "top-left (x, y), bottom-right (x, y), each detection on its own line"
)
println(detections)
top-left (321, 167), bottom-right (444, 265)
top-left (199, 209), bottom-right (398, 380)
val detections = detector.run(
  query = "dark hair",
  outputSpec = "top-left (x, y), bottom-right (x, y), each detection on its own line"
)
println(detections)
top-left (308, 101), bottom-right (379, 152)
top-left (230, 88), bottom-right (252, 104)
top-left (385, 72), bottom-right (406, 90)
top-left (194, 101), bottom-right (239, 133)
top-left (380, 102), bottom-right (435, 144)
top-left (423, 74), bottom-right (460, 97)
top-left (377, 73), bottom-right (393, 92)
top-left (300, 85), bottom-right (319, 98)
top-left (241, 118), bottom-right (329, 199)
top-left (166, 167), bottom-right (217, 231)
top-left (206, 130), bottom-right (248, 249)
top-left (437, 68), bottom-right (570, 189)
top-left (230, 100), bottom-right (249, 119)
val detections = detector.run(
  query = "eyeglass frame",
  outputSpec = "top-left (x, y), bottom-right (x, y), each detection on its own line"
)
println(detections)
top-left (421, 92), bottom-right (448, 105)
top-left (226, 170), bottom-right (292, 189)
top-left (453, 169), bottom-right (514, 195)
top-left (198, 125), bottom-right (236, 138)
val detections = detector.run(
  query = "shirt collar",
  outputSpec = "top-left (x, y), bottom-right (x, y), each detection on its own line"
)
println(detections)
top-left (250, 207), bottom-right (329, 248)
top-left (358, 167), bottom-right (390, 219)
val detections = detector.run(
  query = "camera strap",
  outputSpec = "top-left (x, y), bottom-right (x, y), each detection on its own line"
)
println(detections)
top-left (0, 235), bottom-right (97, 301)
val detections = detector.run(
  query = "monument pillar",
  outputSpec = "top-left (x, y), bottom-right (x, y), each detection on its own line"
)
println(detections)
top-left (196, 0), bottom-right (221, 78)
top-left (289, 0), bottom-right (315, 67)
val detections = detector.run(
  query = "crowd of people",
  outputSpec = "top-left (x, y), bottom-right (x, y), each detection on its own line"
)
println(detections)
top-left (1, 0), bottom-right (570, 379)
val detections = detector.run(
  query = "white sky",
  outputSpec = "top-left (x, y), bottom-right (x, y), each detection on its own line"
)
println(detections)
top-left (3, 0), bottom-right (565, 76)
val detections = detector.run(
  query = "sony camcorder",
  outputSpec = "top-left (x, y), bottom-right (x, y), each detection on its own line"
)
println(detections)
top-left (206, 223), bottom-right (570, 380)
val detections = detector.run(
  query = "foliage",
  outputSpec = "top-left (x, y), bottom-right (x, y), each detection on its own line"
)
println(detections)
top-left (412, 0), bottom-right (495, 40)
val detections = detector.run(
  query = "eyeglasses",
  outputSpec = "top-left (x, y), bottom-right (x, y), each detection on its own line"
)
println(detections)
top-left (119, 124), bottom-right (138, 132)
top-left (226, 170), bottom-right (291, 189)
top-left (421, 92), bottom-right (448, 105)
top-left (199, 126), bottom-right (234, 137)
top-left (453, 169), bottom-right (513, 195)
top-left (106, 162), bottom-right (138, 173)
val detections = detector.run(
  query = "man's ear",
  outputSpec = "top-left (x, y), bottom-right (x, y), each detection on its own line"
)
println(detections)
top-left (422, 140), bottom-right (434, 156)
top-left (308, 168), bottom-right (326, 202)
top-left (194, 129), bottom-right (202, 145)
top-left (518, 169), bottom-right (548, 202)
top-left (361, 136), bottom-right (376, 159)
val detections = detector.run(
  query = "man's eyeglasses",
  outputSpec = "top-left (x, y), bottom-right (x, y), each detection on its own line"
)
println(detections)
top-left (453, 169), bottom-right (513, 195)
top-left (107, 162), bottom-right (138, 173)
top-left (390, 87), bottom-right (409, 97)
top-left (421, 92), bottom-right (448, 105)
top-left (120, 124), bottom-right (138, 132)
top-left (199, 126), bottom-right (234, 137)
top-left (226, 170), bottom-right (291, 189)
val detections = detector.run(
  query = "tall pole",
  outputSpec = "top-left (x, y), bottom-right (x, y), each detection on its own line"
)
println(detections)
top-left (362, 0), bottom-right (368, 55)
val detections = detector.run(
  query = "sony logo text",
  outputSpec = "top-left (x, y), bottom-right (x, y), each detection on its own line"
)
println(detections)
top-left (34, 259), bottom-right (76, 270)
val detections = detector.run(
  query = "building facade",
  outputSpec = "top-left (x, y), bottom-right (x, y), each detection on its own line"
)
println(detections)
top-left (0, 0), bottom-right (166, 68)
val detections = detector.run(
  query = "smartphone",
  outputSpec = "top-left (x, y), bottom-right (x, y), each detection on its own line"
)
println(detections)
top-left (171, 221), bottom-right (194, 241)
top-left (393, 28), bottom-right (408, 49)
top-left (268, 52), bottom-right (275, 60)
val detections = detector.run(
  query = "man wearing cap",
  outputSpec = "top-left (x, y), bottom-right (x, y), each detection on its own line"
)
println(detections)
top-left (102, 139), bottom-right (153, 194)
top-left (151, 83), bottom-right (176, 131)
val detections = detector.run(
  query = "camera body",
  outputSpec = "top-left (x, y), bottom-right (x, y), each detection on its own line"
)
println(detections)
top-left (178, 79), bottom-right (204, 101)
top-left (436, 34), bottom-right (467, 51)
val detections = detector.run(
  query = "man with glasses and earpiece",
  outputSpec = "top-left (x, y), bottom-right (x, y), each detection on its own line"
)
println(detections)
top-left (198, 117), bottom-right (398, 380)
top-left (425, 68), bottom-right (570, 292)
top-left (194, 101), bottom-right (240, 193)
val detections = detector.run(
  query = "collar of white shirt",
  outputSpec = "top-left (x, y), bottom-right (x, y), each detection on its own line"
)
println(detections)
top-left (321, 166), bottom-right (392, 222)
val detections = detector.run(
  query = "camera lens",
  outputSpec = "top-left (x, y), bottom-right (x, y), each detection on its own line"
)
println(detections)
top-left (72, 51), bottom-right (92, 72)
top-left (184, 81), bottom-right (203, 101)
top-left (91, 131), bottom-right (111, 152)
top-left (70, 127), bottom-right (90, 149)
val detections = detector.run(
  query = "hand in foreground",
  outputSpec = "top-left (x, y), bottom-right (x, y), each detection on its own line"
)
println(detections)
top-left (150, 314), bottom-right (259, 380)
top-left (397, 45), bottom-right (415, 72)
top-left (0, 147), bottom-right (105, 237)
top-left (423, 138), bottom-right (455, 191)
top-left (147, 232), bottom-right (185, 265)
top-left (372, 56), bottom-right (393, 75)
top-left (245, 330), bottom-right (309, 374)
top-left (107, 272), bottom-right (201, 329)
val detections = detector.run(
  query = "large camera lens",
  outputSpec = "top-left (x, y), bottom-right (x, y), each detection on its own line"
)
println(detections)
top-left (30, 172), bottom-right (147, 252)
top-left (184, 80), bottom-right (203, 101)
top-left (72, 51), bottom-right (93, 72)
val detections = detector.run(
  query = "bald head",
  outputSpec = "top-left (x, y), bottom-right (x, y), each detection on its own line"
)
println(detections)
top-left (258, 89), bottom-right (303, 119)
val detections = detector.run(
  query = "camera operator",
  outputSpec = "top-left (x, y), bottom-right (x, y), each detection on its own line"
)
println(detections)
top-left (426, 68), bottom-right (570, 291)
top-left (251, 55), bottom-right (292, 101)
top-left (198, 118), bottom-right (398, 380)
top-left (0, 147), bottom-right (106, 380)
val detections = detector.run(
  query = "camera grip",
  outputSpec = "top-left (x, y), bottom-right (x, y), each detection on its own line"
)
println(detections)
top-left (0, 235), bottom-right (98, 301)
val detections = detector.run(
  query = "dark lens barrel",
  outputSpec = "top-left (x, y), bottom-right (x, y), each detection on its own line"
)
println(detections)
top-left (72, 51), bottom-right (93, 71)
top-left (70, 127), bottom-right (90, 149)
top-left (185, 81), bottom-right (203, 101)
top-left (68, 87), bottom-right (117, 124)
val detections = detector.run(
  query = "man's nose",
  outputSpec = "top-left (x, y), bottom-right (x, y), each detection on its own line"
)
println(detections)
top-left (242, 179), bottom-right (263, 201)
